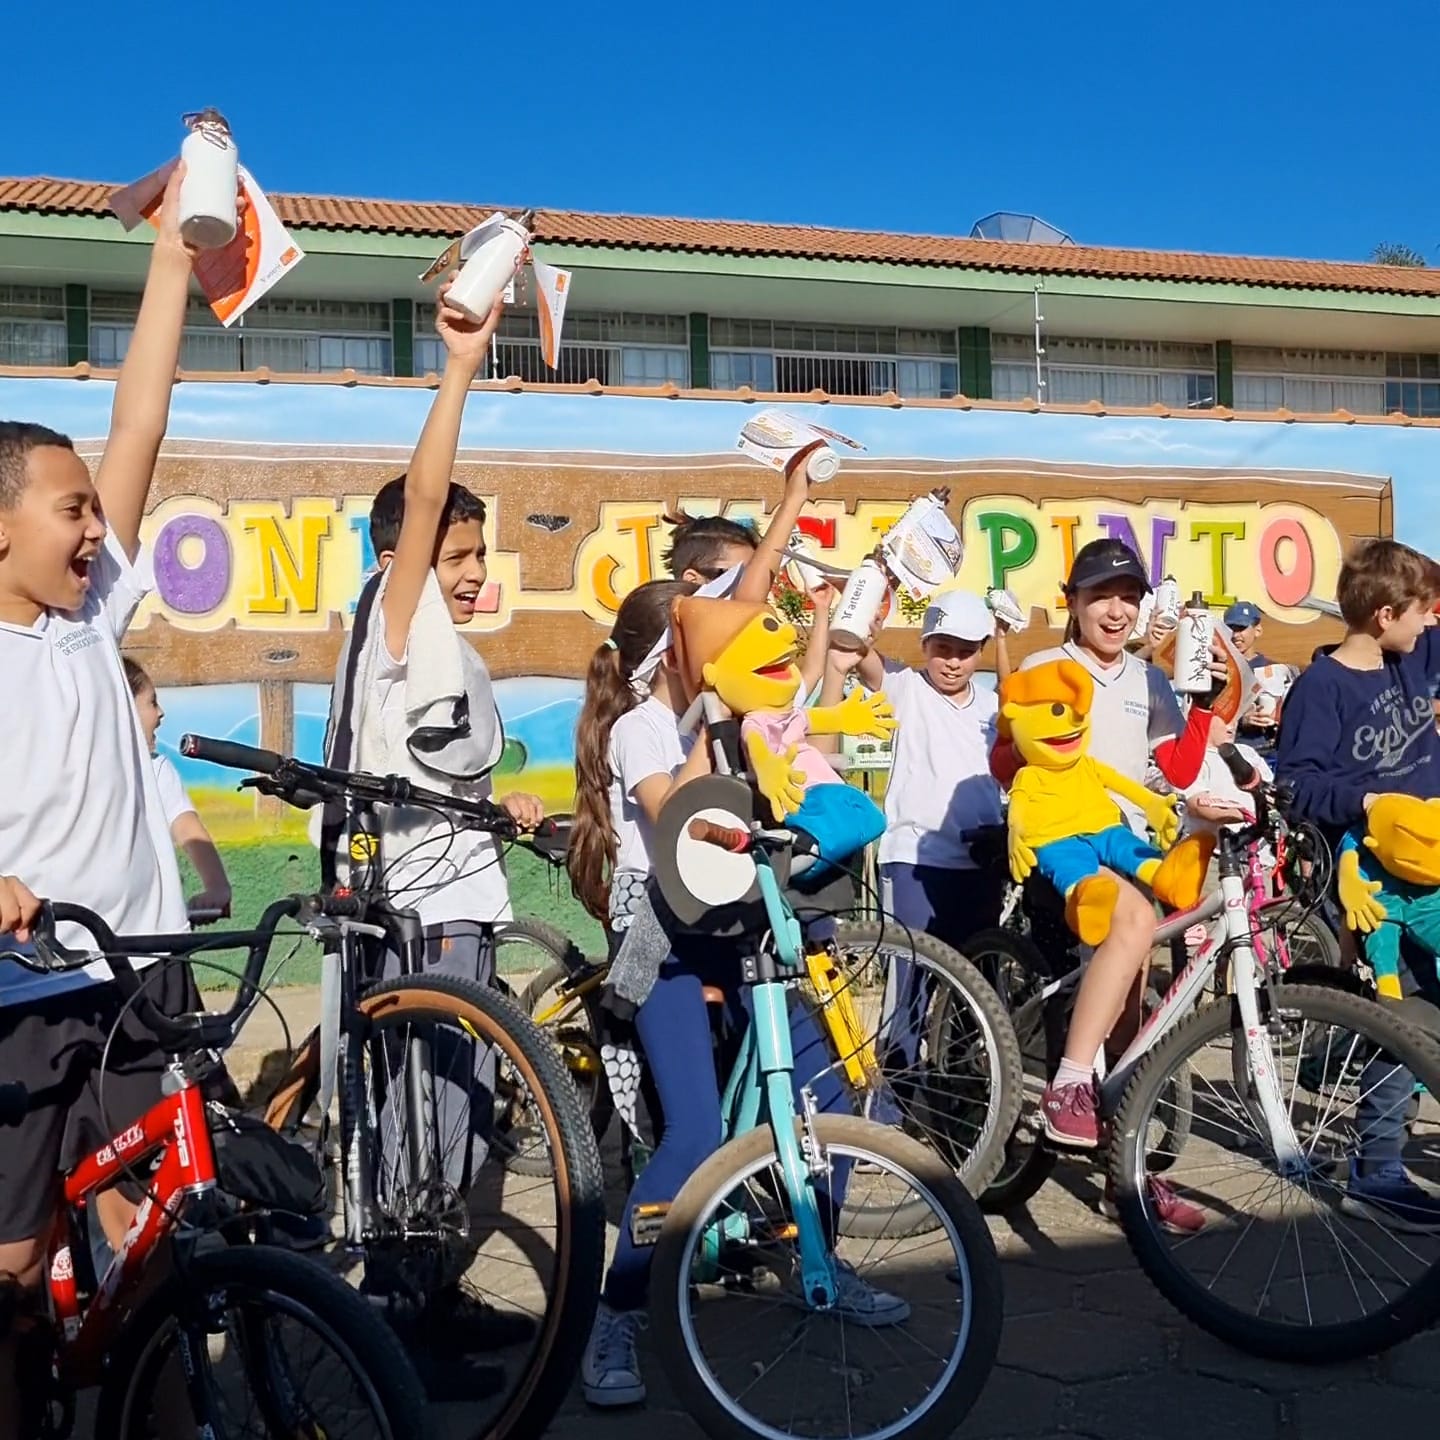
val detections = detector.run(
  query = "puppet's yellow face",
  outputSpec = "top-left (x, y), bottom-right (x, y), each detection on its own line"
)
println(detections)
top-left (999, 659), bottom-right (1094, 772)
top-left (701, 610), bottom-right (803, 715)
top-left (1364, 794), bottom-right (1440, 887)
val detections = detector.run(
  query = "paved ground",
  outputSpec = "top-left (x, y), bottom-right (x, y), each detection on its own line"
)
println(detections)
top-left (82, 986), bottom-right (1440, 1438)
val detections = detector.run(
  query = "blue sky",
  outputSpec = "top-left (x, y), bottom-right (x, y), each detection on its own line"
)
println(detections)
top-left (3, 1), bottom-right (1437, 263)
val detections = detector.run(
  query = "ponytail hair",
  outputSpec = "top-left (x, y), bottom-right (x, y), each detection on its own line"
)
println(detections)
top-left (568, 579), bottom-right (696, 922)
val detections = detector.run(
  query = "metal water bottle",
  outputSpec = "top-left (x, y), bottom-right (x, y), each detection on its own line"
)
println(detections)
top-left (178, 109), bottom-right (239, 250)
top-left (446, 212), bottom-right (532, 322)
top-left (1173, 590), bottom-right (1215, 694)
top-left (830, 558), bottom-right (890, 652)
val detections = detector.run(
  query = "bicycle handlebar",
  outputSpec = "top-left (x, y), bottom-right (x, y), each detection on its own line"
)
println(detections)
top-left (180, 732), bottom-right (545, 841)
top-left (688, 818), bottom-right (752, 852)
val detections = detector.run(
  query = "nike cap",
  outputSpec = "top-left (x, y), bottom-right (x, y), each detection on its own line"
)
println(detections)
top-left (1066, 538), bottom-right (1152, 595)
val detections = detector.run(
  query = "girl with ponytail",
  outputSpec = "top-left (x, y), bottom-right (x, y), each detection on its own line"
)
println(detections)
top-left (568, 579), bottom-right (709, 948)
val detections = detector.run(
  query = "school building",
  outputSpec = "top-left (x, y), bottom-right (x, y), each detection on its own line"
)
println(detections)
top-left (1, 181), bottom-right (1440, 417)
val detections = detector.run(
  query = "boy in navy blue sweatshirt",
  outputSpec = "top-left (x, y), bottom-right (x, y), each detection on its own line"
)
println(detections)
top-left (1277, 537), bottom-right (1440, 1230)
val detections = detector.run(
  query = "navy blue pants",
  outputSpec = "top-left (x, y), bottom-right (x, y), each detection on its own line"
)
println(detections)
top-left (605, 945), bottom-right (853, 1311)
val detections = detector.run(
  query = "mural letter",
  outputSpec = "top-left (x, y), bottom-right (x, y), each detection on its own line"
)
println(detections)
top-left (976, 511), bottom-right (1038, 591)
top-left (1259, 517), bottom-right (1315, 608)
top-left (153, 514), bottom-right (231, 615)
top-left (1049, 513), bottom-right (1080, 608)
top-left (1189, 520), bottom-right (1245, 608)
top-left (243, 513), bottom-right (332, 616)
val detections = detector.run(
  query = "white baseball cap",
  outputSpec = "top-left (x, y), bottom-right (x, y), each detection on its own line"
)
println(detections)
top-left (921, 590), bottom-right (994, 644)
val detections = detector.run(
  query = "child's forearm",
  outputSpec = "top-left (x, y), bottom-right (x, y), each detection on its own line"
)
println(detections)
top-left (993, 631), bottom-right (1014, 685)
top-left (735, 486), bottom-right (809, 604)
top-left (95, 242), bottom-right (193, 556)
top-left (182, 837), bottom-right (231, 900)
top-left (799, 605), bottom-right (830, 697)
top-left (408, 356), bottom-right (482, 508)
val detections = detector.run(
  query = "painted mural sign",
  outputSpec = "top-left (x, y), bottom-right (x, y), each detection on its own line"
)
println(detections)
top-left (4, 376), bottom-right (1424, 853)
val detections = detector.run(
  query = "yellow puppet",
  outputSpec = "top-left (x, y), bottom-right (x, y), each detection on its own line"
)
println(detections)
top-left (1002, 659), bottom-right (1214, 945)
top-left (670, 596), bottom-right (895, 863)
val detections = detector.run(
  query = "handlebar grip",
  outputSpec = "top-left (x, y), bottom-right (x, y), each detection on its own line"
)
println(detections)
top-left (180, 734), bottom-right (284, 776)
top-left (1217, 743), bottom-right (1260, 792)
top-left (320, 894), bottom-right (363, 919)
top-left (687, 818), bottom-right (751, 852)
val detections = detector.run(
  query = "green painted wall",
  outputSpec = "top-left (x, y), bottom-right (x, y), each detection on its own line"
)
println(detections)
top-left (1215, 339), bottom-right (1234, 408)
top-left (958, 326), bottom-right (992, 399)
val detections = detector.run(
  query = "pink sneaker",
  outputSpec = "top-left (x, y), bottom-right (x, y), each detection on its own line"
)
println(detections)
top-left (1101, 1177), bottom-right (1206, 1235)
top-left (1040, 1079), bottom-right (1100, 1149)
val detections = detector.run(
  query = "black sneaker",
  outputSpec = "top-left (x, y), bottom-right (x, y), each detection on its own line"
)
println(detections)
top-left (423, 1286), bottom-right (538, 1352)
top-left (268, 1210), bottom-right (330, 1252)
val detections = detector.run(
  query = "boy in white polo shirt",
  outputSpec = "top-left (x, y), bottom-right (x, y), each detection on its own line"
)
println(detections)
top-left (0, 167), bottom-right (197, 1437)
top-left (851, 590), bottom-right (1004, 1071)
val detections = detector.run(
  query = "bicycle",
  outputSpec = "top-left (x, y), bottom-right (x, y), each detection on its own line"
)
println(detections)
top-left (962, 797), bottom-right (1342, 1214)
top-left (627, 759), bottom-right (1002, 1440)
top-left (0, 896), bottom-right (427, 1439)
top-left (178, 733), bottom-right (605, 1440)
top-left (980, 745), bottom-right (1440, 1359)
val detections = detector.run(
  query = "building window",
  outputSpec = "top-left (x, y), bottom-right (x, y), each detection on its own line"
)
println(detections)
top-left (1385, 353), bottom-right (1440, 418)
top-left (0, 285), bottom-right (68, 366)
top-left (1232, 347), bottom-right (1386, 415)
top-left (90, 294), bottom-right (391, 375)
top-left (992, 335), bottom-right (1216, 408)
top-left (709, 319), bottom-right (957, 399)
top-left (415, 307), bottom-right (689, 385)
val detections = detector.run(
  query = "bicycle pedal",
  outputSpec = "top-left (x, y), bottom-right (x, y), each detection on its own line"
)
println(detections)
top-left (630, 1202), bottom-right (669, 1247)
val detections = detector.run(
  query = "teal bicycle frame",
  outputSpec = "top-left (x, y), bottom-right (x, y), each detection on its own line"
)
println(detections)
top-left (703, 842), bottom-right (838, 1308)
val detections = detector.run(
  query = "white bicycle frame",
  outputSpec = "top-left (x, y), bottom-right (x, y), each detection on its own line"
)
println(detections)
top-left (1017, 837), bottom-right (1307, 1169)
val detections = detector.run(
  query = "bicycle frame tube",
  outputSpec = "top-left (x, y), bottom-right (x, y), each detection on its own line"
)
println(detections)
top-left (51, 1077), bottom-right (213, 1372)
top-left (752, 855), bottom-right (834, 1306)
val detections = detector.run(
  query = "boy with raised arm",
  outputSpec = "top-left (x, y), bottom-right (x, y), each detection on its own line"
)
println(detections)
top-left (0, 169), bottom-right (197, 1437)
top-left (319, 283), bottom-right (544, 1379)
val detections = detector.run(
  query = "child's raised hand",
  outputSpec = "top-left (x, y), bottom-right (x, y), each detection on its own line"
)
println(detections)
top-left (435, 275), bottom-right (505, 369)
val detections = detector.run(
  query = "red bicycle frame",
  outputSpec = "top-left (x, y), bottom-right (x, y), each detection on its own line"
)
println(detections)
top-left (45, 1071), bottom-right (216, 1380)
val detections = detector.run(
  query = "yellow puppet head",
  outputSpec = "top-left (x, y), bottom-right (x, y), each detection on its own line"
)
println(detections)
top-left (999, 659), bottom-right (1094, 771)
top-left (671, 596), bottom-right (803, 715)
top-left (1364, 793), bottom-right (1440, 887)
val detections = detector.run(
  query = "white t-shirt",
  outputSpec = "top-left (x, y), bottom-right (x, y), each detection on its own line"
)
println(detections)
top-left (879, 664), bottom-right (1002, 870)
top-left (1021, 643), bottom-right (1185, 834)
top-left (608, 698), bottom-right (690, 876)
top-left (152, 753), bottom-right (196, 830)
top-left (365, 614), bottom-right (512, 928)
top-left (0, 534), bottom-right (189, 1005)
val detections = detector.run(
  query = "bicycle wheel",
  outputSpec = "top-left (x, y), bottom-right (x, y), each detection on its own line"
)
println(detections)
top-left (94, 1244), bottom-right (426, 1439)
top-left (650, 1112), bottom-right (1002, 1440)
top-left (265, 973), bottom-right (604, 1440)
top-left (1253, 900), bottom-right (1342, 973)
top-left (824, 921), bottom-right (1023, 1233)
top-left (962, 928), bottom-right (1060, 1213)
top-left (1109, 982), bottom-right (1440, 1361)
top-left (518, 958), bottom-right (614, 1159)
top-left (494, 917), bottom-right (588, 983)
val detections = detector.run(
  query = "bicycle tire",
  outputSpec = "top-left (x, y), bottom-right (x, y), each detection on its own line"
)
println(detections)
top-left (960, 927), bottom-right (1060, 1213)
top-left (828, 921), bottom-right (1023, 1229)
top-left (1253, 901), bottom-right (1342, 973)
top-left (518, 959), bottom-right (615, 1156)
top-left (264, 973), bottom-right (605, 1440)
top-left (94, 1243), bottom-right (427, 1440)
top-left (494, 917), bottom-right (588, 979)
top-left (1109, 982), bottom-right (1440, 1361)
top-left (649, 1113), bottom-right (1002, 1440)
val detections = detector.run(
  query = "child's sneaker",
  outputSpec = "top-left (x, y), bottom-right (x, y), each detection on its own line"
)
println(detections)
top-left (1342, 1160), bottom-right (1440, 1234)
top-left (582, 1302), bottom-right (647, 1408)
top-left (1040, 1079), bottom-right (1100, 1149)
top-left (1101, 1177), bottom-right (1206, 1234)
top-left (831, 1261), bottom-right (911, 1327)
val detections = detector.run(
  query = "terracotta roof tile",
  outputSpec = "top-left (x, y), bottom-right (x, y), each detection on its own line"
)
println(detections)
top-left (3, 175), bottom-right (1440, 298)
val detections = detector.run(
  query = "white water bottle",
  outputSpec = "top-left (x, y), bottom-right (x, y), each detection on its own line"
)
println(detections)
top-left (794, 441), bottom-right (839, 485)
top-left (446, 214), bottom-right (531, 323)
top-left (178, 109), bottom-right (239, 250)
top-left (1152, 576), bottom-right (1180, 633)
top-left (1173, 591), bottom-right (1215, 694)
top-left (830, 559), bottom-right (890, 652)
